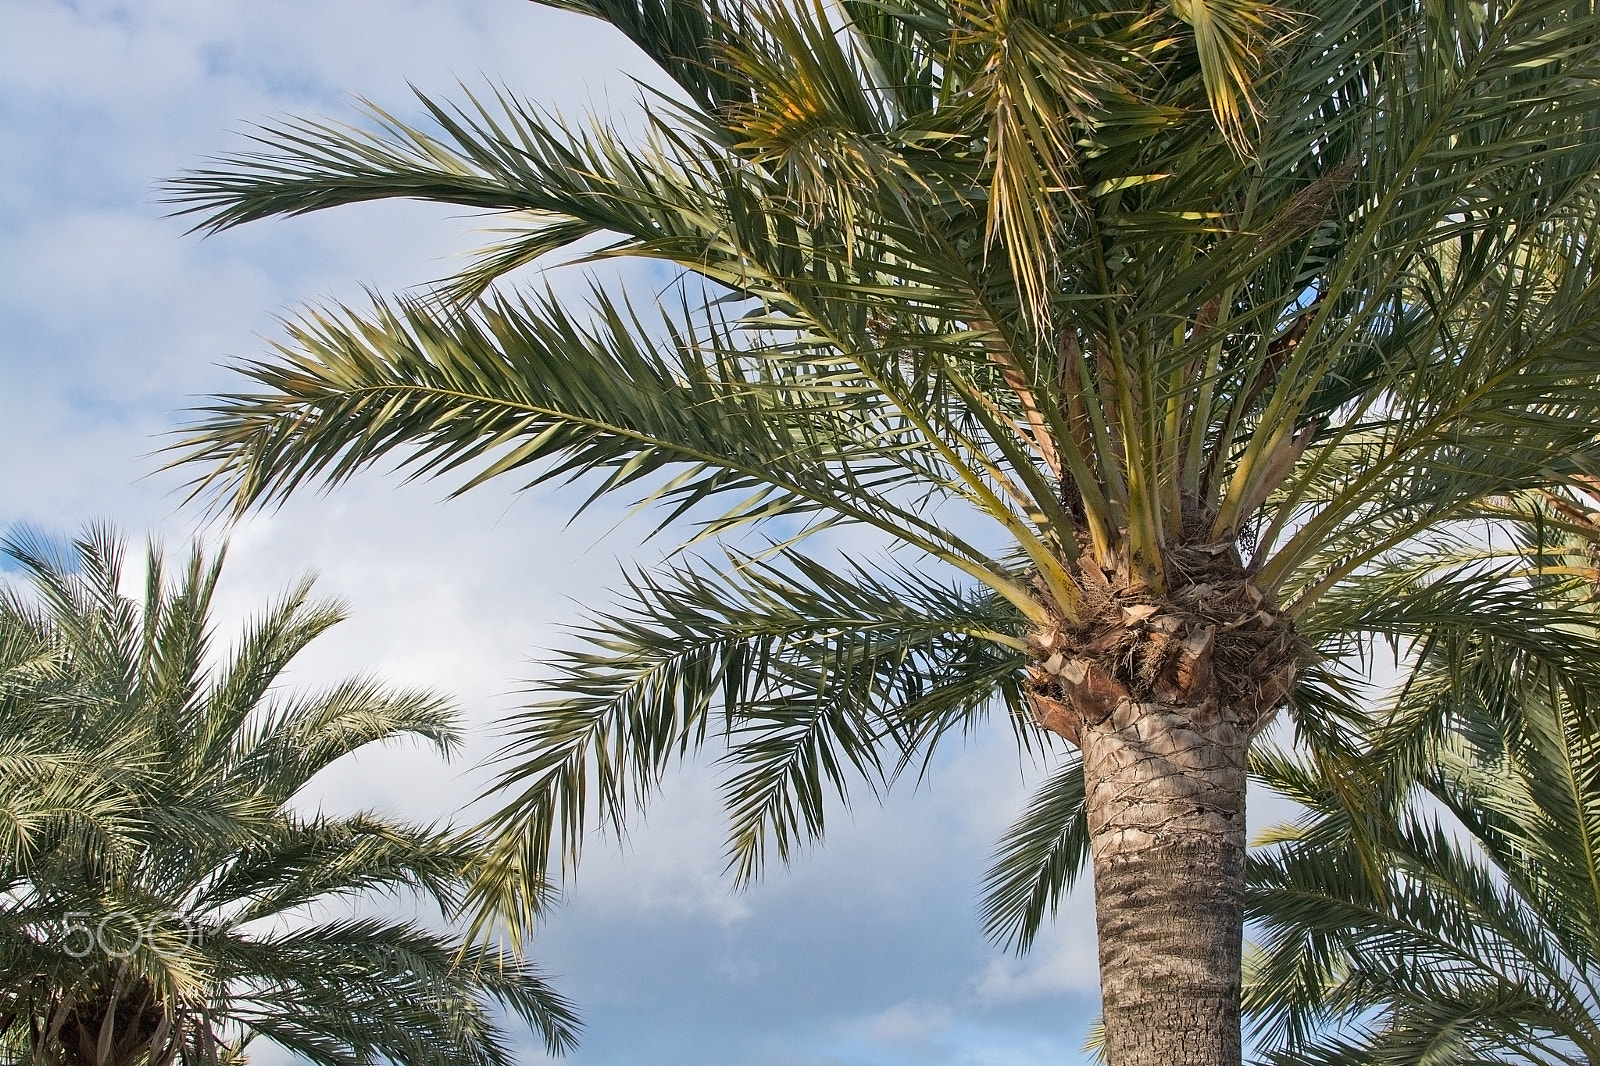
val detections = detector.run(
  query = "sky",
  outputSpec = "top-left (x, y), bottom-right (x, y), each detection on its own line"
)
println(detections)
top-left (0, 4), bottom-right (1299, 1064)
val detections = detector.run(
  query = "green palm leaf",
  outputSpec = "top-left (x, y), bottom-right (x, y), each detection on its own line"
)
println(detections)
top-left (1248, 508), bottom-right (1600, 1065)
top-left (0, 528), bottom-right (579, 1066)
top-left (161, 0), bottom-right (1600, 1060)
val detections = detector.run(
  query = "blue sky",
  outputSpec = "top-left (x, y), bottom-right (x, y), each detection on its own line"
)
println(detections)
top-left (0, 4), bottom-right (1298, 1063)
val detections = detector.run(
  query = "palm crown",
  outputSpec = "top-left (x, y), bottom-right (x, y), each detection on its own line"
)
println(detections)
top-left (0, 527), bottom-right (579, 1066)
top-left (163, 0), bottom-right (1600, 1061)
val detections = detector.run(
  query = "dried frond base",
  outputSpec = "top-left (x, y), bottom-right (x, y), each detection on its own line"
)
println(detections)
top-left (1025, 541), bottom-right (1301, 745)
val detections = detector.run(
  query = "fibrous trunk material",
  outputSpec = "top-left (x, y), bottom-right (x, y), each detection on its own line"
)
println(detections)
top-left (1025, 544), bottom-right (1297, 1066)
top-left (1080, 695), bottom-right (1248, 1066)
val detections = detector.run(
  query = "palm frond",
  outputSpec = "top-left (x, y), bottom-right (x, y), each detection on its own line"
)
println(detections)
top-left (469, 548), bottom-right (1024, 933)
top-left (980, 754), bottom-right (1089, 952)
top-left (0, 528), bottom-right (579, 1064)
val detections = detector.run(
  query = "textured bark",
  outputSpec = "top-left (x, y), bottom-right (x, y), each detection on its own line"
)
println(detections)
top-left (1079, 696), bottom-right (1248, 1066)
top-left (1022, 547), bottom-right (1295, 1066)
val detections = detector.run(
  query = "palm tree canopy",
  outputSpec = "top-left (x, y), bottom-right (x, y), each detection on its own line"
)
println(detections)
top-left (1244, 495), bottom-right (1600, 1066)
top-left (162, 0), bottom-right (1600, 946)
top-left (0, 526), bottom-right (579, 1066)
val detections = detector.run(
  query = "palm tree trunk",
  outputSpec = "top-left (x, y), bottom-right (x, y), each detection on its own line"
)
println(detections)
top-left (1025, 554), bottom-right (1295, 1065)
top-left (1079, 697), bottom-right (1248, 1066)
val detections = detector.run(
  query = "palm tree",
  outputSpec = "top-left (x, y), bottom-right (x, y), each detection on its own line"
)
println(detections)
top-left (1243, 485), bottom-right (1600, 1066)
top-left (1244, 520), bottom-right (1600, 1065)
top-left (0, 526), bottom-right (579, 1066)
top-left (163, 1), bottom-right (1600, 1062)
top-left (1247, 726), bottom-right (1600, 1066)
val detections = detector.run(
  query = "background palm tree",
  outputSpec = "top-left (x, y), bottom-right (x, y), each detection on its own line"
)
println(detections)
top-left (0, 526), bottom-right (579, 1066)
top-left (165, 0), bottom-right (1600, 1062)
top-left (1244, 493), bottom-right (1600, 1066)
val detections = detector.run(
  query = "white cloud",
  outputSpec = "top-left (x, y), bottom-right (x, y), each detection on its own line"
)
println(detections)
top-left (852, 1000), bottom-right (955, 1048)
top-left (562, 762), bottom-right (758, 926)
top-left (973, 911), bottom-right (1101, 1003)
